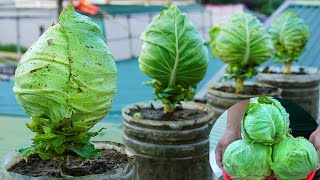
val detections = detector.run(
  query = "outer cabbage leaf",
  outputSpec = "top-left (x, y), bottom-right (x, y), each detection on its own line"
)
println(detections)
top-left (139, 5), bottom-right (209, 107)
top-left (209, 12), bottom-right (273, 79)
top-left (223, 140), bottom-right (272, 180)
top-left (13, 5), bottom-right (117, 158)
top-left (243, 97), bottom-right (290, 145)
top-left (269, 10), bottom-right (310, 63)
top-left (271, 137), bottom-right (318, 180)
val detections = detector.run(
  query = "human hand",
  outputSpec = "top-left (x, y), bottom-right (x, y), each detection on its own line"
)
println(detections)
top-left (309, 128), bottom-right (320, 160)
top-left (215, 129), bottom-right (241, 169)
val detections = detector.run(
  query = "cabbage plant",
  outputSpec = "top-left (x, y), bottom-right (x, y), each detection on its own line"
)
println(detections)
top-left (223, 139), bottom-right (272, 180)
top-left (269, 10), bottom-right (310, 74)
top-left (13, 5), bottom-right (117, 159)
top-left (139, 5), bottom-right (209, 113)
top-left (209, 12), bottom-right (274, 94)
top-left (242, 97), bottom-right (290, 145)
top-left (270, 137), bottom-right (319, 180)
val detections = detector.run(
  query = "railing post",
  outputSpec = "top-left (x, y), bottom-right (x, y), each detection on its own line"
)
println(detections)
top-left (16, 14), bottom-right (22, 59)
top-left (126, 14), bottom-right (133, 59)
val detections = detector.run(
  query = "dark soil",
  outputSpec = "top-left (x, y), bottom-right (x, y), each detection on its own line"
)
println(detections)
top-left (261, 66), bottom-right (307, 74)
top-left (128, 105), bottom-right (208, 121)
top-left (217, 85), bottom-right (277, 95)
top-left (9, 149), bottom-right (131, 177)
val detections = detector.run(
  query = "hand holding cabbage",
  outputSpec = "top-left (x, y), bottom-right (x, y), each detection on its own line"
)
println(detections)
top-left (13, 5), bottom-right (117, 159)
top-left (222, 97), bottom-right (319, 180)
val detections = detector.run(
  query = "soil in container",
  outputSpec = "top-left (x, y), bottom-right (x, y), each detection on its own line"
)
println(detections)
top-left (128, 105), bottom-right (208, 121)
top-left (8, 149), bottom-right (131, 178)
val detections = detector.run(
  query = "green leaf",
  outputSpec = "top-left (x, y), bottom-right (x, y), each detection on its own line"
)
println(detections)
top-left (13, 4), bottom-right (117, 135)
top-left (271, 137), bottom-right (318, 180)
top-left (19, 147), bottom-right (36, 158)
top-left (68, 142), bottom-right (102, 158)
top-left (209, 27), bottom-right (220, 57)
top-left (269, 10), bottom-right (310, 64)
top-left (139, 5), bottom-right (208, 106)
top-left (242, 97), bottom-right (290, 145)
top-left (13, 5), bottom-right (116, 160)
top-left (209, 12), bottom-right (273, 81)
top-left (223, 140), bottom-right (272, 180)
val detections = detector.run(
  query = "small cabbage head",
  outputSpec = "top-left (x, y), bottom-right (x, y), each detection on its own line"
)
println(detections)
top-left (270, 137), bottom-right (319, 180)
top-left (13, 5), bottom-right (117, 159)
top-left (243, 97), bottom-right (290, 145)
top-left (269, 10), bottom-right (310, 64)
top-left (223, 140), bottom-right (272, 180)
top-left (209, 11), bottom-right (274, 80)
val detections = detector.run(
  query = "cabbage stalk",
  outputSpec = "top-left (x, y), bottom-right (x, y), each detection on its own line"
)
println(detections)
top-left (209, 12), bottom-right (274, 93)
top-left (13, 5), bottom-right (117, 159)
top-left (269, 10), bottom-right (310, 74)
top-left (243, 97), bottom-right (290, 145)
top-left (223, 139), bottom-right (272, 180)
top-left (139, 5), bottom-right (209, 113)
top-left (271, 137), bottom-right (319, 180)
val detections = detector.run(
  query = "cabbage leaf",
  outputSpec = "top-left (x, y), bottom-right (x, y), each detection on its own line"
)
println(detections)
top-left (14, 5), bottom-right (117, 159)
top-left (139, 5), bottom-right (209, 112)
top-left (209, 12), bottom-right (273, 93)
top-left (209, 12), bottom-right (273, 80)
top-left (242, 97), bottom-right (290, 145)
top-left (223, 139), bottom-right (272, 180)
top-left (270, 137), bottom-right (318, 180)
top-left (269, 10), bottom-right (310, 65)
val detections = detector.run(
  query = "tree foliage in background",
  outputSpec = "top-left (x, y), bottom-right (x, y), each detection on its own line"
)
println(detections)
top-left (0, 44), bottom-right (28, 53)
top-left (198, 0), bottom-right (284, 16)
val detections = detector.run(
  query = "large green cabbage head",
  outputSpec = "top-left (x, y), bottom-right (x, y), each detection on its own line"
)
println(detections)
top-left (13, 5), bottom-right (117, 159)
top-left (209, 12), bottom-right (274, 81)
top-left (270, 137), bottom-right (319, 180)
top-left (243, 97), bottom-right (290, 145)
top-left (139, 5), bottom-right (209, 113)
top-left (223, 139), bottom-right (272, 180)
top-left (269, 10), bottom-right (310, 64)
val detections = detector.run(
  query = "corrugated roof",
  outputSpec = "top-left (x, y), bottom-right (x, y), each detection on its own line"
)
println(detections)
top-left (263, 1), bottom-right (320, 67)
top-left (96, 3), bottom-right (203, 15)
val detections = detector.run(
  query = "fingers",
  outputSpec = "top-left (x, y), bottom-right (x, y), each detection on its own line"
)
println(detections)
top-left (314, 136), bottom-right (320, 156)
top-left (215, 145), bottom-right (223, 169)
top-left (309, 128), bottom-right (320, 143)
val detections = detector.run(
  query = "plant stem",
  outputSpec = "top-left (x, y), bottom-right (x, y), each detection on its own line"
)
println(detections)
top-left (284, 62), bottom-right (291, 74)
top-left (235, 78), bottom-right (244, 94)
top-left (164, 103), bottom-right (174, 114)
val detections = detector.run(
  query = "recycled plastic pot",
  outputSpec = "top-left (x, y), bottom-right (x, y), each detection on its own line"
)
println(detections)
top-left (207, 82), bottom-right (282, 121)
top-left (122, 101), bottom-right (215, 180)
top-left (257, 66), bottom-right (320, 120)
top-left (2, 141), bottom-right (135, 180)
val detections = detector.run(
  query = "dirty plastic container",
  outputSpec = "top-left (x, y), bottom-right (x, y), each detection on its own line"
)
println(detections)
top-left (122, 101), bottom-right (215, 180)
top-left (1, 141), bottom-right (135, 180)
